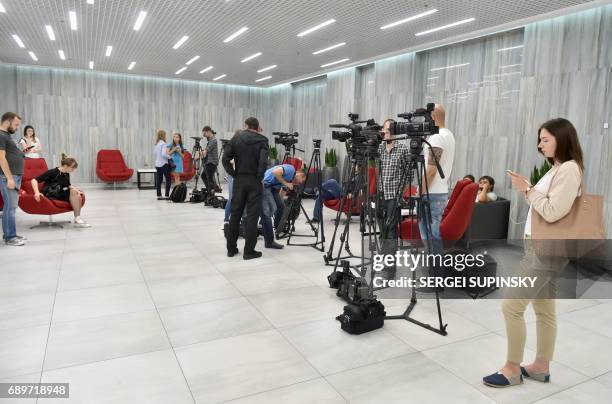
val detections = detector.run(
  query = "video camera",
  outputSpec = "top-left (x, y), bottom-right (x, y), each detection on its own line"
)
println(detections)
top-left (330, 113), bottom-right (382, 155)
top-left (273, 131), bottom-right (299, 148)
top-left (390, 103), bottom-right (439, 154)
top-left (191, 136), bottom-right (203, 147)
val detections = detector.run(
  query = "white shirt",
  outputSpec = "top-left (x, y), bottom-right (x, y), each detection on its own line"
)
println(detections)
top-left (524, 167), bottom-right (557, 236)
top-left (423, 128), bottom-right (455, 194)
top-left (476, 192), bottom-right (498, 203)
top-left (154, 140), bottom-right (170, 167)
top-left (19, 138), bottom-right (42, 158)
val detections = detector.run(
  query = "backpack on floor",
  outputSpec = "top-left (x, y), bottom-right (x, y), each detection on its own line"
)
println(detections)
top-left (170, 183), bottom-right (187, 203)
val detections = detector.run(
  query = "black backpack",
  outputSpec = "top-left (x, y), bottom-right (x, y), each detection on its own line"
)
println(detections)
top-left (170, 183), bottom-right (187, 203)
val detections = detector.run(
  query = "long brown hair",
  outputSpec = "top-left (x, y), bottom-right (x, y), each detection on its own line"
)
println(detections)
top-left (538, 118), bottom-right (584, 172)
top-left (23, 125), bottom-right (37, 142)
top-left (155, 129), bottom-right (166, 144)
top-left (60, 153), bottom-right (78, 168)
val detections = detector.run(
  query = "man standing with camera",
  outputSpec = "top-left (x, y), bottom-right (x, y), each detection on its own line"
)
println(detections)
top-left (222, 117), bottom-right (269, 260)
top-left (419, 104), bottom-right (455, 281)
top-left (200, 126), bottom-right (219, 194)
top-left (261, 164), bottom-right (306, 249)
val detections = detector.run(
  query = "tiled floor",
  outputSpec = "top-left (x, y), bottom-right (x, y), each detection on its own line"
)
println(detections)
top-left (1, 186), bottom-right (611, 403)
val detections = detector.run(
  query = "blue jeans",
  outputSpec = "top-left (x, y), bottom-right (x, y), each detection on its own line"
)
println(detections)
top-left (0, 174), bottom-right (22, 241)
top-left (418, 193), bottom-right (448, 277)
top-left (261, 187), bottom-right (284, 245)
top-left (224, 175), bottom-right (233, 222)
top-left (313, 179), bottom-right (342, 221)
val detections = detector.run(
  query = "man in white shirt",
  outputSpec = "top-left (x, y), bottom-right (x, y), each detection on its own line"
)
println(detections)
top-left (418, 104), bottom-right (455, 282)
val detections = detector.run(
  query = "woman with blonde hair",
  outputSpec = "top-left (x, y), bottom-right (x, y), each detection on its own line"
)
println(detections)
top-left (154, 130), bottom-right (172, 200)
top-left (31, 153), bottom-right (90, 228)
top-left (484, 118), bottom-right (584, 388)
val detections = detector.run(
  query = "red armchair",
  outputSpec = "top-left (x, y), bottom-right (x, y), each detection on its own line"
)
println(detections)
top-left (96, 149), bottom-right (134, 183)
top-left (323, 166), bottom-right (378, 217)
top-left (399, 179), bottom-right (479, 241)
top-left (19, 158), bottom-right (86, 229)
top-left (283, 156), bottom-right (304, 172)
top-left (178, 151), bottom-right (196, 182)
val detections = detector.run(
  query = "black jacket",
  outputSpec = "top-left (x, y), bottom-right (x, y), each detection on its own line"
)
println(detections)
top-left (222, 130), bottom-right (269, 180)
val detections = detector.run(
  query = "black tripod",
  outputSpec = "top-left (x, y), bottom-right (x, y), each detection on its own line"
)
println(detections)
top-left (383, 136), bottom-right (448, 336)
top-left (190, 139), bottom-right (204, 192)
top-left (282, 139), bottom-right (325, 251)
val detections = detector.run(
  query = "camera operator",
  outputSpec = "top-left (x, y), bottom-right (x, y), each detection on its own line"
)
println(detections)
top-left (261, 163), bottom-right (306, 249)
top-left (199, 126), bottom-right (219, 193)
top-left (378, 118), bottom-right (410, 277)
top-left (418, 104), bottom-right (455, 283)
top-left (222, 117), bottom-right (269, 260)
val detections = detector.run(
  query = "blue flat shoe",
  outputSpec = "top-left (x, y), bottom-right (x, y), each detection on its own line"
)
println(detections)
top-left (520, 366), bottom-right (550, 383)
top-left (483, 372), bottom-right (523, 388)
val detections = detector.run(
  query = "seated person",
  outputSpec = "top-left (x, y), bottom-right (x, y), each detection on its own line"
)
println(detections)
top-left (476, 175), bottom-right (498, 203)
top-left (463, 174), bottom-right (475, 182)
top-left (312, 178), bottom-right (343, 222)
top-left (261, 164), bottom-right (306, 249)
top-left (31, 154), bottom-right (91, 228)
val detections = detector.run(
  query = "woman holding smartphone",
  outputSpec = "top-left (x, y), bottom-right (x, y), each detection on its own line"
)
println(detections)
top-left (483, 118), bottom-right (583, 388)
top-left (167, 133), bottom-right (185, 185)
top-left (19, 125), bottom-right (42, 158)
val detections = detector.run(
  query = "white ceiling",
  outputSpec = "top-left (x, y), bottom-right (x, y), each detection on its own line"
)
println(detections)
top-left (0, 0), bottom-right (604, 87)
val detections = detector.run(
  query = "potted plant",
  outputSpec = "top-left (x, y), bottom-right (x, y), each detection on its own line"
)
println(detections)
top-left (530, 159), bottom-right (552, 186)
top-left (323, 148), bottom-right (339, 181)
top-left (269, 146), bottom-right (279, 167)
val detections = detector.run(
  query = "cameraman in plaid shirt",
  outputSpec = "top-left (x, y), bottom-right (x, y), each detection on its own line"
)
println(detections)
top-left (377, 118), bottom-right (410, 278)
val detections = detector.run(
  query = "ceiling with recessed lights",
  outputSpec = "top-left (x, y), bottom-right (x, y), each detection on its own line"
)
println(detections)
top-left (0, 0), bottom-right (602, 86)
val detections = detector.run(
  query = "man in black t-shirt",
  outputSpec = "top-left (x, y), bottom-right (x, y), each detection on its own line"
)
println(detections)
top-left (0, 112), bottom-right (25, 246)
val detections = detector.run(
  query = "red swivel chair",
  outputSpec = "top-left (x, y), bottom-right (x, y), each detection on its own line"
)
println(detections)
top-left (178, 151), bottom-right (196, 182)
top-left (283, 156), bottom-right (304, 172)
top-left (323, 166), bottom-right (378, 217)
top-left (19, 158), bottom-right (86, 229)
top-left (96, 149), bottom-right (134, 184)
top-left (399, 179), bottom-right (479, 241)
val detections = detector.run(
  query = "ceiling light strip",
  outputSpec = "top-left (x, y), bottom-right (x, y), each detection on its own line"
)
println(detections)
top-left (257, 65), bottom-right (277, 73)
top-left (256, 76), bottom-right (272, 82)
top-left (0, 2), bottom-right (6, 13)
top-left (133, 11), bottom-right (147, 31)
top-left (297, 19), bottom-right (335, 37)
top-left (320, 58), bottom-right (350, 68)
top-left (415, 18), bottom-right (475, 36)
top-left (28, 52), bottom-right (38, 61)
top-left (69, 11), bottom-right (77, 30)
top-left (185, 55), bottom-right (200, 65)
top-left (175, 67), bottom-right (187, 75)
top-left (105, 45), bottom-right (113, 56)
top-left (241, 52), bottom-right (262, 63)
top-left (58, 50), bottom-right (65, 60)
top-left (199, 66), bottom-right (214, 74)
top-left (380, 9), bottom-right (438, 30)
top-left (312, 42), bottom-right (346, 55)
top-left (45, 25), bottom-right (56, 41)
top-left (213, 74), bottom-right (227, 81)
top-left (223, 26), bottom-right (248, 43)
top-left (12, 34), bottom-right (25, 48)
top-left (173, 36), bottom-right (189, 49)
top-left (128, 62), bottom-right (136, 70)
top-left (89, 61), bottom-right (94, 69)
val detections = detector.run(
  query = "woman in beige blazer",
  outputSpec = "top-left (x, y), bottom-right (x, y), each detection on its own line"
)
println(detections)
top-left (483, 118), bottom-right (584, 388)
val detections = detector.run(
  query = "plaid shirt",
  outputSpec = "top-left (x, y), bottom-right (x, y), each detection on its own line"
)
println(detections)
top-left (378, 141), bottom-right (410, 200)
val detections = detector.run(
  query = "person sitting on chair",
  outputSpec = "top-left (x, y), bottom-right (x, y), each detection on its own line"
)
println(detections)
top-left (31, 153), bottom-right (90, 228)
top-left (261, 164), bottom-right (306, 249)
top-left (312, 178), bottom-right (343, 223)
top-left (476, 175), bottom-right (498, 202)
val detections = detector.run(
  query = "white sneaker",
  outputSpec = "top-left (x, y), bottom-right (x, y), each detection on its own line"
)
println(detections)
top-left (5, 237), bottom-right (25, 246)
top-left (74, 218), bottom-right (91, 228)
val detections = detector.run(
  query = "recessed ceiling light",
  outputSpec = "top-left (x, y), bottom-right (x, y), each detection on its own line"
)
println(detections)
top-left (312, 42), bottom-right (346, 55)
top-left (415, 18), bottom-right (475, 36)
top-left (223, 26), bottom-right (248, 43)
top-left (213, 74), bottom-right (227, 81)
top-left (380, 9), bottom-right (438, 30)
top-left (87, 0), bottom-right (94, 4)
top-left (430, 62), bottom-right (470, 71)
top-left (185, 55), bottom-right (200, 65)
top-left (257, 65), bottom-right (277, 73)
top-left (89, 61), bottom-right (94, 69)
top-left (320, 58), bottom-right (350, 68)
top-left (0, 2), bottom-right (6, 13)
top-left (175, 67), bottom-right (187, 75)
top-left (497, 45), bottom-right (524, 52)
top-left (241, 52), bottom-right (262, 63)
top-left (69, 11), bottom-right (77, 30)
top-left (173, 35), bottom-right (189, 49)
top-left (297, 19), bottom-right (335, 37)
top-left (128, 61), bottom-right (136, 70)
top-left (45, 25), bottom-right (56, 41)
top-left (58, 50), bottom-right (65, 60)
top-left (199, 66), bottom-right (214, 74)
top-left (105, 45), bottom-right (113, 56)
top-left (12, 34), bottom-right (25, 48)
top-left (255, 76), bottom-right (272, 82)
top-left (133, 11), bottom-right (147, 31)
top-left (28, 52), bottom-right (38, 61)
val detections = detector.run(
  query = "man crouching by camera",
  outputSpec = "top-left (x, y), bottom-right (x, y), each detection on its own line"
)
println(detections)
top-left (261, 164), bottom-right (306, 249)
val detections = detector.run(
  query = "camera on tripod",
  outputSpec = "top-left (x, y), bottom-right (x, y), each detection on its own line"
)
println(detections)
top-left (273, 132), bottom-right (299, 147)
top-left (330, 113), bottom-right (383, 153)
top-left (191, 136), bottom-right (203, 147)
top-left (390, 103), bottom-right (439, 154)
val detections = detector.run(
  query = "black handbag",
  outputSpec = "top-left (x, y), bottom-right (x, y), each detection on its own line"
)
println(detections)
top-left (43, 183), bottom-right (64, 199)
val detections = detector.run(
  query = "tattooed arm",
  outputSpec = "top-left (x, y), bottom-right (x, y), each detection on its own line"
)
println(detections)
top-left (421, 146), bottom-right (443, 193)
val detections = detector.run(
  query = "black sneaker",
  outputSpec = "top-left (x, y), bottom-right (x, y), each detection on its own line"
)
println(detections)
top-left (243, 251), bottom-right (262, 260)
top-left (265, 241), bottom-right (284, 249)
top-left (227, 248), bottom-right (239, 257)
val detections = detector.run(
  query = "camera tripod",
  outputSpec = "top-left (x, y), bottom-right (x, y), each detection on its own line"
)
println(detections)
top-left (382, 136), bottom-right (448, 336)
top-left (279, 139), bottom-right (325, 251)
top-left (190, 139), bottom-right (204, 193)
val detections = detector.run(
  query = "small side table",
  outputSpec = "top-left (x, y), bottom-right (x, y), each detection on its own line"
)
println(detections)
top-left (137, 168), bottom-right (157, 190)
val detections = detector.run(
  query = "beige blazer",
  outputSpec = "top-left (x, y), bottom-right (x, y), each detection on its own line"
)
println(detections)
top-left (526, 160), bottom-right (582, 223)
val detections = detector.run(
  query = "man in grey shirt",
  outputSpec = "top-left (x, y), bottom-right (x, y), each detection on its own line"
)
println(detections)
top-left (201, 126), bottom-right (219, 193)
top-left (0, 112), bottom-right (25, 246)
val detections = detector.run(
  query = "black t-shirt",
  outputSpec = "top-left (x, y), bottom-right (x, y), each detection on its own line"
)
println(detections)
top-left (0, 130), bottom-right (25, 176)
top-left (35, 168), bottom-right (71, 191)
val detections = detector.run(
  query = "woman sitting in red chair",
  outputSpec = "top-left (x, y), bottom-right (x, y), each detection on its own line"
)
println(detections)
top-left (31, 154), bottom-right (91, 228)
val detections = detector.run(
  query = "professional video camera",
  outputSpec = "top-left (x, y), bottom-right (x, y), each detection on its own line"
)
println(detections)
top-left (390, 103), bottom-right (439, 155)
top-left (273, 131), bottom-right (299, 147)
top-left (191, 136), bottom-right (203, 147)
top-left (330, 113), bottom-right (382, 155)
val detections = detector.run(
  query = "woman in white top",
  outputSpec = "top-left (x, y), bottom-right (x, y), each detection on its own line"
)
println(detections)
top-left (154, 130), bottom-right (172, 200)
top-left (19, 125), bottom-right (42, 158)
top-left (483, 118), bottom-right (583, 388)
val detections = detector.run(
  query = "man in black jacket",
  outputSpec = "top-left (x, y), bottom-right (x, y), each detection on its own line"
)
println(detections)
top-left (222, 117), bottom-right (269, 260)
